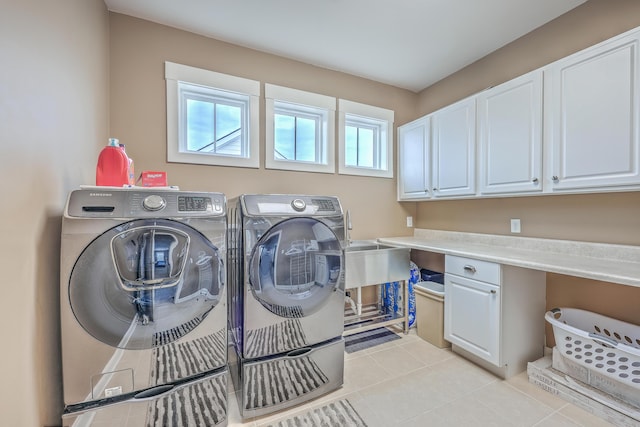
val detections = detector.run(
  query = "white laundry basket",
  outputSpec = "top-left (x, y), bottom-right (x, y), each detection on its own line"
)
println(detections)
top-left (546, 307), bottom-right (640, 407)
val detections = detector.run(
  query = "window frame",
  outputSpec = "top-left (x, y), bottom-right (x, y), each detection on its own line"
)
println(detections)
top-left (165, 61), bottom-right (260, 168)
top-left (339, 99), bottom-right (394, 178)
top-left (265, 84), bottom-right (336, 174)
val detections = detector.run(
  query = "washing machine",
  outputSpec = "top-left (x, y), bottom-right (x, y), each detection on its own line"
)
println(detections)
top-left (228, 194), bottom-right (345, 418)
top-left (60, 188), bottom-right (228, 426)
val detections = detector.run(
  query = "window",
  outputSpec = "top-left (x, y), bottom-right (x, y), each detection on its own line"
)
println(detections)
top-left (165, 61), bottom-right (260, 168)
top-left (266, 84), bottom-right (336, 173)
top-left (339, 99), bottom-right (394, 178)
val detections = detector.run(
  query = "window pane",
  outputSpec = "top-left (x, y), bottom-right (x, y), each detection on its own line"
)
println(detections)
top-left (345, 126), bottom-right (358, 167)
top-left (274, 114), bottom-right (295, 160)
top-left (186, 99), bottom-right (214, 152)
top-left (358, 127), bottom-right (375, 168)
top-left (215, 103), bottom-right (242, 156)
top-left (215, 104), bottom-right (241, 138)
top-left (345, 124), bottom-right (375, 168)
top-left (340, 105), bottom-right (393, 177)
top-left (186, 98), bottom-right (244, 156)
top-left (295, 117), bottom-right (317, 162)
top-left (171, 69), bottom-right (258, 167)
top-left (268, 92), bottom-right (333, 172)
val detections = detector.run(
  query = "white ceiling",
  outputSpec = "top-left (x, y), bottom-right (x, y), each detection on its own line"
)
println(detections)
top-left (104, 0), bottom-right (587, 92)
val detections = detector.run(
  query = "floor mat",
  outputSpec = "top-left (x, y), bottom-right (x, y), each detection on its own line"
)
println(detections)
top-left (266, 398), bottom-right (367, 427)
top-left (344, 328), bottom-right (401, 353)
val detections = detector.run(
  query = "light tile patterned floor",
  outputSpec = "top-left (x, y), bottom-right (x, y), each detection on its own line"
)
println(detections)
top-left (228, 328), bottom-right (616, 427)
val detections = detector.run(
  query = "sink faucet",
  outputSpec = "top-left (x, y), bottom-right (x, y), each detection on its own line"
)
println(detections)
top-left (345, 209), bottom-right (353, 245)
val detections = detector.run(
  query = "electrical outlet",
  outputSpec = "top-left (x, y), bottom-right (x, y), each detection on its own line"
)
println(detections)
top-left (510, 218), bottom-right (521, 234)
top-left (407, 216), bottom-right (413, 227)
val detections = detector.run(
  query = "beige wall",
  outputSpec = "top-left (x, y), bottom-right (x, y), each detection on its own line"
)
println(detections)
top-left (413, 0), bottom-right (640, 343)
top-left (4, 1), bottom-right (640, 425)
top-left (0, 0), bottom-right (109, 425)
top-left (109, 13), bottom-right (418, 242)
top-left (415, 192), bottom-right (640, 245)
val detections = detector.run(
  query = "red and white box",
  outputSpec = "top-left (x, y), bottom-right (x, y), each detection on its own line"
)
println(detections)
top-left (138, 171), bottom-right (168, 187)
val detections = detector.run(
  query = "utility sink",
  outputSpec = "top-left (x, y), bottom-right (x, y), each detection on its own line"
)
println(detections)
top-left (344, 241), bottom-right (410, 289)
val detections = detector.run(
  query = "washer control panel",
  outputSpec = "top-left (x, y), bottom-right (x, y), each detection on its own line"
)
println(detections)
top-left (178, 195), bottom-right (212, 212)
top-left (66, 189), bottom-right (226, 218)
top-left (291, 198), bottom-right (306, 212)
top-left (142, 194), bottom-right (166, 211)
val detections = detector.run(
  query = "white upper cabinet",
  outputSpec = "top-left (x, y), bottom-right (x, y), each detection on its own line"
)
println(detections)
top-left (397, 116), bottom-right (430, 200)
top-left (545, 31), bottom-right (640, 192)
top-left (431, 97), bottom-right (476, 198)
top-left (478, 70), bottom-right (543, 195)
top-left (396, 26), bottom-right (640, 202)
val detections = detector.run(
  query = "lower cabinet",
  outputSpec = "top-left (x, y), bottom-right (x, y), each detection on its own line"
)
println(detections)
top-left (444, 255), bottom-right (546, 378)
top-left (445, 273), bottom-right (501, 365)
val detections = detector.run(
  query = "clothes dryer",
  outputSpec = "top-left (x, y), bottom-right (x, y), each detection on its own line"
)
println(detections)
top-left (60, 188), bottom-right (228, 426)
top-left (228, 194), bottom-right (345, 418)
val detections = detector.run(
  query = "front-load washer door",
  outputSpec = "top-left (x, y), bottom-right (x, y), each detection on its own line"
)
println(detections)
top-left (245, 217), bottom-right (344, 358)
top-left (69, 219), bottom-right (224, 351)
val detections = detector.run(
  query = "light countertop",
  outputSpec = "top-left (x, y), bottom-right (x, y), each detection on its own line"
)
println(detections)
top-left (377, 229), bottom-right (640, 288)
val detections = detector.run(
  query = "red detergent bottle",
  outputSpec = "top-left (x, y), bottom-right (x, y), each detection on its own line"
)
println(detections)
top-left (96, 138), bottom-right (129, 187)
top-left (119, 143), bottom-right (136, 185)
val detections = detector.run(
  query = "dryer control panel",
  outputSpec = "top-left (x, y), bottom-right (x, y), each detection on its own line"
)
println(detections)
top-left (66, 188), bottom-right (226, 218)
top-left (240, 194), bottom-right (342, 217)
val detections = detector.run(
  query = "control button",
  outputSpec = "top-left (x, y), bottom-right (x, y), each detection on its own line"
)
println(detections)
top-left (291, 198), bottom-right (306, 212)
top-left (142, 195), bottom-right (166, 211)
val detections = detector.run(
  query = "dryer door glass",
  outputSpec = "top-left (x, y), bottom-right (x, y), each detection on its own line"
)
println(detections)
top-left (249, 217), bottom-right (342, 317)
top-left (69, 219), bottom-right (223, 349)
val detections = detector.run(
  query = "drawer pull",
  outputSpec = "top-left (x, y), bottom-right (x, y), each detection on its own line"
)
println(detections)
top-left (490, 289), bottom-right (496, 294)
top-left (463, 265), bottom-right (477, 274)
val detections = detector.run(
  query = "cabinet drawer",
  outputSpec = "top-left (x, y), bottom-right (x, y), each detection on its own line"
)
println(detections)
top-left (445, 255), bottom-right (500, 284)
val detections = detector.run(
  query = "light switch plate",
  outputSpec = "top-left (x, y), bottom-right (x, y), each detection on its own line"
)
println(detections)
top-left (511, 218), bottom-right (521, 233)
top-left (407, 216), bottom-right (413, 227)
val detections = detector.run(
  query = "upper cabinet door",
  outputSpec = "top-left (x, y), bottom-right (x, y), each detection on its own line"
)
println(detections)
top-left (545, 32), bottom-right (640, 191)
top-left (397, 116), bottom-right (430, 200)
top-left (478, 70), bottom-right (543, 195)
top-left (431, 97), bottom-right (476, 197)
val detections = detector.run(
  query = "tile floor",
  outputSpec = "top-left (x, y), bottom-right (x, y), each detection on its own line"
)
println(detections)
top-left (228, 327), bottom-right (617, 427)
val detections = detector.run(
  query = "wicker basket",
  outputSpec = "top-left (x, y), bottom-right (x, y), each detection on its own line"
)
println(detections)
top-left (546, 307), bottom-right (640, 400)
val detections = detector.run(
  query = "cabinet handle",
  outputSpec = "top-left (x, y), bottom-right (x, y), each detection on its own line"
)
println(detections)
top-left (532, 177), bottom-right (539, 184)
top-left (552, 175), bottom-right (559, 183)
top-left (432, 187), bottom-right (437, 192)
top-left (463, 265), bottom-right (476, 273)
top-left (490, 289), bottom-right (497, 294)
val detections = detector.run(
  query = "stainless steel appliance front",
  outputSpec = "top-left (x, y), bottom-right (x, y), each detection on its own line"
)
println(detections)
top-left (60, 188), bottom-right (228, 425)
top-left (228, 194), bottom-right (346, 418)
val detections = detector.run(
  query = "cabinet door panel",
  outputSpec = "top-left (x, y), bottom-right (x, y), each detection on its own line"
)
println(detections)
top-left (444, 274), bottom-right (500, 365)
top-left (547, 34), bottom-right (640, 190)
top-left (432, 98), bottom-right (476, 197)
top-left (398, 117), bottom-right (429, 199)
top-left (478, 71), bottom-right (542, 194)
